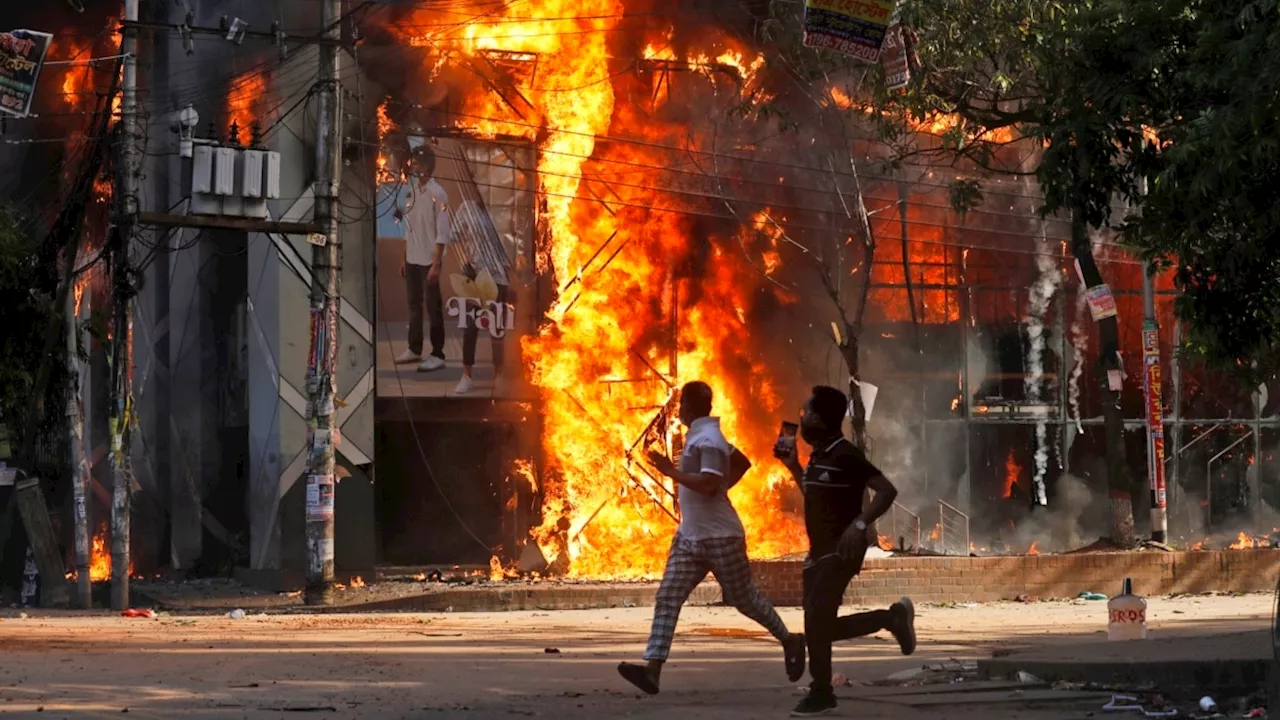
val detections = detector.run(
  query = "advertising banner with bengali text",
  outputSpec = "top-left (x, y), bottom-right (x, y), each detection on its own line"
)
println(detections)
top-left (803, 0), bottom-right (898, 63)
top-left (0, 29), bottom-right (52, 118)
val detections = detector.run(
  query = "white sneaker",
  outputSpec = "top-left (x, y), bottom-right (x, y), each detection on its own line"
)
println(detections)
top-left (454, 375), bottom-right (474, 394)
top-left (417, 355), bottom-right (445, 372)
top-left (394, 349), bottom-right (421, 364)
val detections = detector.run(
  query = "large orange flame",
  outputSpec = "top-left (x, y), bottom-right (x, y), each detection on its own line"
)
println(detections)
top-left (226, 70), bottom-right (268, 143)
top-left (400, 3), bottom-right (809, 577)
top-left (399, 2), bottom-right (1032, 578)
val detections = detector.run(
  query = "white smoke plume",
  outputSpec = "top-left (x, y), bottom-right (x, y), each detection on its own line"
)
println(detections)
top-left (1069, 288), bottom-right (1089, 433)
top-left (1024, 224), bottom-right (1060, 506)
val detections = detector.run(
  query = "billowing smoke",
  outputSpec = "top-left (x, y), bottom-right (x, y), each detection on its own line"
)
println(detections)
top-left (1007, 473), bottom-right (1106, 552)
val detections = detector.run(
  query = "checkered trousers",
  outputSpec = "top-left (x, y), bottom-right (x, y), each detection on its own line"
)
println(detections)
top-left (642, 533), bottom-right (791, 661)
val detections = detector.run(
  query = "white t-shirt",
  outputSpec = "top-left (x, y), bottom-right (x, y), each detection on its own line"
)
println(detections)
top-left (402, 178), bottom-right (451, 268)
top-left (676, 416), bottom-right (745, 542)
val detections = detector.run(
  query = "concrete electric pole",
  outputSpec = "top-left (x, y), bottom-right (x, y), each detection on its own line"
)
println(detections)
top-left (304, 0), bottom-right (345, 606)
top-left (1138, 165), bottom-right (1168, 545)
top-left (68, 285), bottom-right (91, 608)
top-left (110, 0), bottom-right (142, 610)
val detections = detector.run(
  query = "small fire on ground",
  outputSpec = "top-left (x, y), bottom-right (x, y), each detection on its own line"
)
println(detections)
top-left (66, 524), bottom-right (135, 583)
top-left (1190, 530), bottom-right (1280, 551)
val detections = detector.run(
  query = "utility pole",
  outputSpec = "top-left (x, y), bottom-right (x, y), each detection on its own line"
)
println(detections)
top-left (304, 0), bottom-right (344, 606)
top-left (1138, 168), bottom-right (1168, 544)
top-left (1141, 267), bottom-right (1168, 543)
top-left (68, 283), bottom-right (91, 608)
top-left (110, 0), bottom-right (142, 611)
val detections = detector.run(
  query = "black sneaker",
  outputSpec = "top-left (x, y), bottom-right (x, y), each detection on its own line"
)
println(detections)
top-left (791, 691), bottom-right (837, 717)
top-left (783, 633), bottom-right (807, 682)
top-left (890, 597), bottom-right (917, 655)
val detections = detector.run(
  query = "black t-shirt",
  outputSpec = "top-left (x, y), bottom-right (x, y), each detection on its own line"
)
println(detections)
top-left (802, 437), bottom-right (883, 560)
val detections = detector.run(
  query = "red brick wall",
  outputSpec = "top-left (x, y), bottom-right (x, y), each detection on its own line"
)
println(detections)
top-left (749, 550), bottom-right (1280, 607)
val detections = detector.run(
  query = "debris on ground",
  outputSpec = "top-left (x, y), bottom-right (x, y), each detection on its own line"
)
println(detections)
top-left (1014, 594), bottom-right (1040, 603)
top-left (1016, 671), bottom-right (1042, 683)
top-left (121, 608), bottom-right (155, 619)
top-left (877, 660), bottom-right (979, 687)
top-left (1079, 591), bottom-right (1109, 601)
top-left (543, 648), bottom-right (560, 654)
top-left (228, 609), bottom-right (246, 620)
top-left (1103, 693), bottom-right (1177, 717)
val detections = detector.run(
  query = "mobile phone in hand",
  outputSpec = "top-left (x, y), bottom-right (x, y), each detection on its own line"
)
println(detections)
top-left (773, 421), bottom-right (798, 459)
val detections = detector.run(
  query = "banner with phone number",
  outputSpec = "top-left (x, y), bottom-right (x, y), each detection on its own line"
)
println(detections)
top-left (802, 0), bottom-right (898, 63)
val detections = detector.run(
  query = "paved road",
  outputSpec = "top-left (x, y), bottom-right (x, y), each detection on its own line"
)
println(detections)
top-left (0, 593), bottom-right (1269, 719)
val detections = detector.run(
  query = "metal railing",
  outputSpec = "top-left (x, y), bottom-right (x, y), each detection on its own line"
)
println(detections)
top-left (938, 500), bottom-right (970, 556)
top-left (888, 501), bottom-right (921, 553)
top-left (1206, 430), bottom-right (1254, 531)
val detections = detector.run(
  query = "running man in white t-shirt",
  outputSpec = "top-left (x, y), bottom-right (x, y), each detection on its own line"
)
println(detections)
top-left (393, 146), bottom-right (451, 373)
top-left (617, 381), bottom-right (806, 695)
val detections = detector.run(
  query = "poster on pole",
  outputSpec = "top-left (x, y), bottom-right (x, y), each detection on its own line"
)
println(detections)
top-left (1143, 360), bottom-right (1167, 509)
top-left (1085, 284), bottom-right (1118, 322)
top-left (802, 0), bottom-right (899, 63)
top-left (880, 21), bottom-right (919, 90)
top-left (0, 29), bottom-right (53, 118)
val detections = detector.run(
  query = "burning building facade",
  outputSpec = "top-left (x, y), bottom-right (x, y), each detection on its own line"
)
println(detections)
top-left (2, 0), bottom-right (1277, 596)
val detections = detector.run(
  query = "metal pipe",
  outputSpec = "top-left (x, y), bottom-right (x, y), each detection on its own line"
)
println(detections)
top-left (1172, 424), bottom-right (1222, 456)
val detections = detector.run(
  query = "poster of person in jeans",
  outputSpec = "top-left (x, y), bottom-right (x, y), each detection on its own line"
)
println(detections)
top-left (449, 197), bottom-right (511, 395)
top-left (375, 135), bottom-right (535, 400)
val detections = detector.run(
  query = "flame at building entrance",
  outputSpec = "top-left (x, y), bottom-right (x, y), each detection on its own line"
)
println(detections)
top-left (385, 1), bottom-right (810, 577)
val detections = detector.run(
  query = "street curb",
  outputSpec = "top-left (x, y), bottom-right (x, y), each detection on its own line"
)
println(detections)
top-left (337, 582), bottom-right (724, 612)
top-left (142, 582), bottom-right (727, 614)
top-left (978, 657), bottom-right (1273, 699)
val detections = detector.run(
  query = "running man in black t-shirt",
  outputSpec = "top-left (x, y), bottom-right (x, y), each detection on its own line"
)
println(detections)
top-left (775, 385), bottom-right (917, 717)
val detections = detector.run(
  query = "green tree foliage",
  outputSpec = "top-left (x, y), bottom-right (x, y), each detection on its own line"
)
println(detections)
top-left (1125, 0), bottom-right (1280, 374)
top-left (881, 0), bottom-right (1280, 375)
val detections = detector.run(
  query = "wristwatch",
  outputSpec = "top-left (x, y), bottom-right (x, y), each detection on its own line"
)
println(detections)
top-left (853, 519), bottom-right (868, 532)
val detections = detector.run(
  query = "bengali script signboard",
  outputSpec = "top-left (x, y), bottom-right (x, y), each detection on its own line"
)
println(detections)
top-left (803, 0), bottom-right (898, 63)
top-left (0, 29), bottom-right (52, 118)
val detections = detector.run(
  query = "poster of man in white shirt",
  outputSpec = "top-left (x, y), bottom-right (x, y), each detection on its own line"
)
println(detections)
top-left (375, 136), bottom-right (536, 400)
top-left (394, 145), bottom-right (451, 373)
